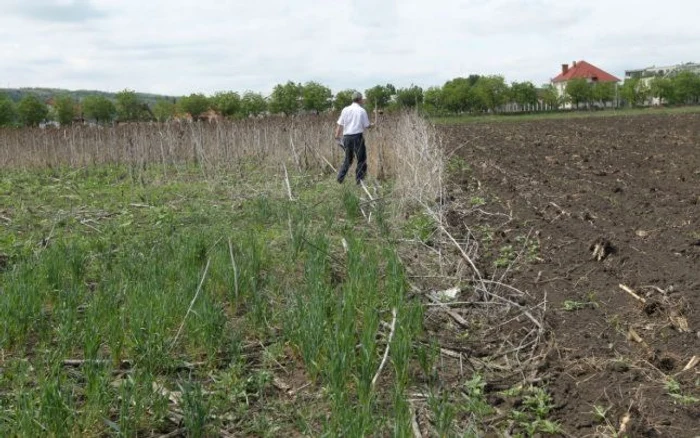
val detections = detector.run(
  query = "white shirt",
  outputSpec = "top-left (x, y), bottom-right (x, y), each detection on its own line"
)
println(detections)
top-left (337, 102), bottom-right (370, 135)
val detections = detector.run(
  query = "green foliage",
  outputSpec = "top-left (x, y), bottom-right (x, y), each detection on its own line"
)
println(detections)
top-left (507, 386), bottom-right (563, 436)
top-left (395, 85), bottom-right (423, 109)
top-left (510, 81), bottom-right (538, 109)
top-left (670, 71), bottom-right (700, 104)
top-left (115, 89), bottom-right (148, 122)
top-left (54, 94), bottom-right (77, 125)
top-left (0, 93), bottom-right (17, 126)
top-left (153, 98), bottom-right (176, 122)
top-left (364, 83), bottom-right (396, 112)
top-left (211, 91), bottom-right (241, 117)
top-left (473, 75), bottom-right (509, 112)
top-left (442, 77), bottom-right (477, 113)
top-left (620, 78), bottom-right (649, 107)
top-left (269, 81), bottom-right (302, 115)
top-left (649, 77), bottom-right (675, 103)
top-left (666, 378), bottom-right (700, 405)
top-left (240, 91), bottom-right (267, 117)
top-left (403, 212), bottom-right (436, 243)
top-left (82, 95), bottom-right (116, 124)
top-left (178, 93), bottom-right (210, 119)
top-left (301, 81), bottom-right (332, 114)
top-left (17, 94), bottom-right (49, 126)
top-left (591, 82), bottom-right (616, 106)
top-left (332, 89), bottom-right (356, 112)
top-left (422, 86), bottom-right (444, 114)
top-left (539, 84), bottom-right (560, 109)
top-left (565, 78), bottom-right (593, 108)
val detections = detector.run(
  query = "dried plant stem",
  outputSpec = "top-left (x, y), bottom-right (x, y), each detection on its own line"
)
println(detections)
top-left (170, 258), bottom-right (211, 349)
top-left (372, 308), bottom-right (398, 389)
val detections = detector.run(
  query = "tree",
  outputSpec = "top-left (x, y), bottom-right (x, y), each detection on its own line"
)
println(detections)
top-left (116, 89), bottom-right (147, 122)
top-left (591, 82), bottom-right (616, 107)
top-left (178, 94), bottom-right (210, 120)
top-left (82, 95), bottom-right (117, 124)
top-left (0, 94), bottom-right (17, 127)
top-left (473, 76), bottom-right (509, 113)
top-left (620, 78), bottom-right (649, 107)
top-left (301, 81), bottom-right (332, 114)
top-left (510, 81), bottom-right (538, 110)
top-left (539, 84), bottom-right (560, 110)
top-left (54, 94), bottom-right (77, 125)
top-left (395, 85), bottom-right (424, 109)
top-left (17, 95), bottom-right (49, 126)
top-left (441, 78), bottom-right (474, 113)
top-left (153, 99), bottom-right (176, 122)
top-left (240, 91), bottom-right (267, 117)
top-left (211, 91), bottom-right (241, 117)
top-left (422, 86), bottom-right (444, 114)
top-left (649, 77), bottom-right (675, 105)
top-left (269, 81), bottom-right (302, 115)
top-left (565, 78), bottom-right (593, 109)
top-left (332, 89), bottom-right (356, 112)
top-left (364, 84), bottom-right (396, 112)
top-left (671, 71), bottom-right (700, 105)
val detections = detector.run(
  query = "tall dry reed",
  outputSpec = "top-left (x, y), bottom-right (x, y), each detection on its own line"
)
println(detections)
top-left (0, 112), bottom-right (444, 201)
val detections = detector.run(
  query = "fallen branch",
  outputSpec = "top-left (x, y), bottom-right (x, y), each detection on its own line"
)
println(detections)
top-left (170, 259), bottom-right (211, 349)
top-left (427, 293), bottom-right (469, 328)
top-left (360, 180), bottom-right (375, 201)
top-left (683, 356), bottom-right (699, 371)
top-left (619, 284), bottom-right (646, 304)
top-left (372, 308), bottom-right (398, 389)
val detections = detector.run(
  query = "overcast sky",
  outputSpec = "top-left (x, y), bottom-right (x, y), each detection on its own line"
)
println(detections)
top-left (2, 0), bottom-right (700, 96)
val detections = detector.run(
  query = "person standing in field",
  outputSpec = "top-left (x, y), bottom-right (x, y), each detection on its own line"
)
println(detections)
top-left (334, 91), bottom-right (372, 184)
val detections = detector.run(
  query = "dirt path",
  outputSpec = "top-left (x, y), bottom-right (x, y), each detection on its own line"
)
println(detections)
top-left (440, 113), bottom-right (700, 437)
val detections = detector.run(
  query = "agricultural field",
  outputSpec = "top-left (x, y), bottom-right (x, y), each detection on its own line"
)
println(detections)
top-left (435, 113), bottom-right (700, 437)
top-left (0, 112), bottom-right (698, 437)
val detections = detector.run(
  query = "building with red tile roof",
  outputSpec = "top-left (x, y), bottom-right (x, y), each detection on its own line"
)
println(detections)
top-left (552, 60), bottom-right (621, 108)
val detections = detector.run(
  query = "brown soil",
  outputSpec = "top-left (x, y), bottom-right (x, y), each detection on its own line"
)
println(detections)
top-left (438, 113), bottom-right (700, 437)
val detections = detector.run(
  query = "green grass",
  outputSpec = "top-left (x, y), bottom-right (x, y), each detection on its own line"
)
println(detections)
top-left (431, 105), bottom-right (700, 125)
top-left (0, 165), bottom-right (426, 436)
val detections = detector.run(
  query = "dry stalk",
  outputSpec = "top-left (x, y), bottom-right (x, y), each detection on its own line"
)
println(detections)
top-left (170, 258), bottom-right (211, 349)
top-left (372, 308), bottom-right (398, 389)
top-left (282, 163), bottom-right (294, 201)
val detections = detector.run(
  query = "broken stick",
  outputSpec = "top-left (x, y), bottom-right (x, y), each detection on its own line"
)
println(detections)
top-left (619, 284), bottom-right (646, 304)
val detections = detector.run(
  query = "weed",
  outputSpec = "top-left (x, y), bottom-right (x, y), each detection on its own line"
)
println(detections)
top-left (666, 378), bottom-right (700, 405)
top-left (562, 300), bottom-right (594, 311)
top-left (470, 196), bottom-right (486, 207)
top-left (506, 386), bottom-right (563, 436)
top-left (403, 211), bottom-right (437, 243)
top-left (494, 244), bottom-right (516, 268)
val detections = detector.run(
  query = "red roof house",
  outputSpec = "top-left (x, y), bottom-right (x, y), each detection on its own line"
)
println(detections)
top-left (552, 60), bottom-right (620, 83)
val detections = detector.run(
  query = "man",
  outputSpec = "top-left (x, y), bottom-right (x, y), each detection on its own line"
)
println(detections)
top-left (334, 91), bottom-right (372, 184)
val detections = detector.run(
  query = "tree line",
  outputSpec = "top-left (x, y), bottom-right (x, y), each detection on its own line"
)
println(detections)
top-left (2, 71), bottom-right (700, 127)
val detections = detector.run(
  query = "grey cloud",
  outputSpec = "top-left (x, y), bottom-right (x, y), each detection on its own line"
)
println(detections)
top-left (14, 0), bottom-right (108, 23)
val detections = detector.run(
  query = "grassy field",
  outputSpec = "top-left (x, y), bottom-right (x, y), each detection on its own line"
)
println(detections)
top-left (431, 104), bottom-right (700, 124)
top-left (0, 163), bottom-right (441, 436)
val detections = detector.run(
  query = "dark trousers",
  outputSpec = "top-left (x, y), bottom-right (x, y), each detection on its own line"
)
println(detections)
top-left (337, 133), bottom-right (367, 184)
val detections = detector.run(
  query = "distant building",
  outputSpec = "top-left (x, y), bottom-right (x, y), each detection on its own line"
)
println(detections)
top-left (624, 62), bottom-right (700, 80)
top-left (624, 62), bottom-right (700, 106)
top-left (551, 60), bottom-right (621, 108)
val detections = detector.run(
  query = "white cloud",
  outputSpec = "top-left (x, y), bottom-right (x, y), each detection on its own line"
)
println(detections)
top-left (1, 0), bottom-right (700, 95)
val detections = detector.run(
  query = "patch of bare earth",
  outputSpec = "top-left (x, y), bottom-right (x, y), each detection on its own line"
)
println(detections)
top-left (423, 113), bottom-right (700, 437)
